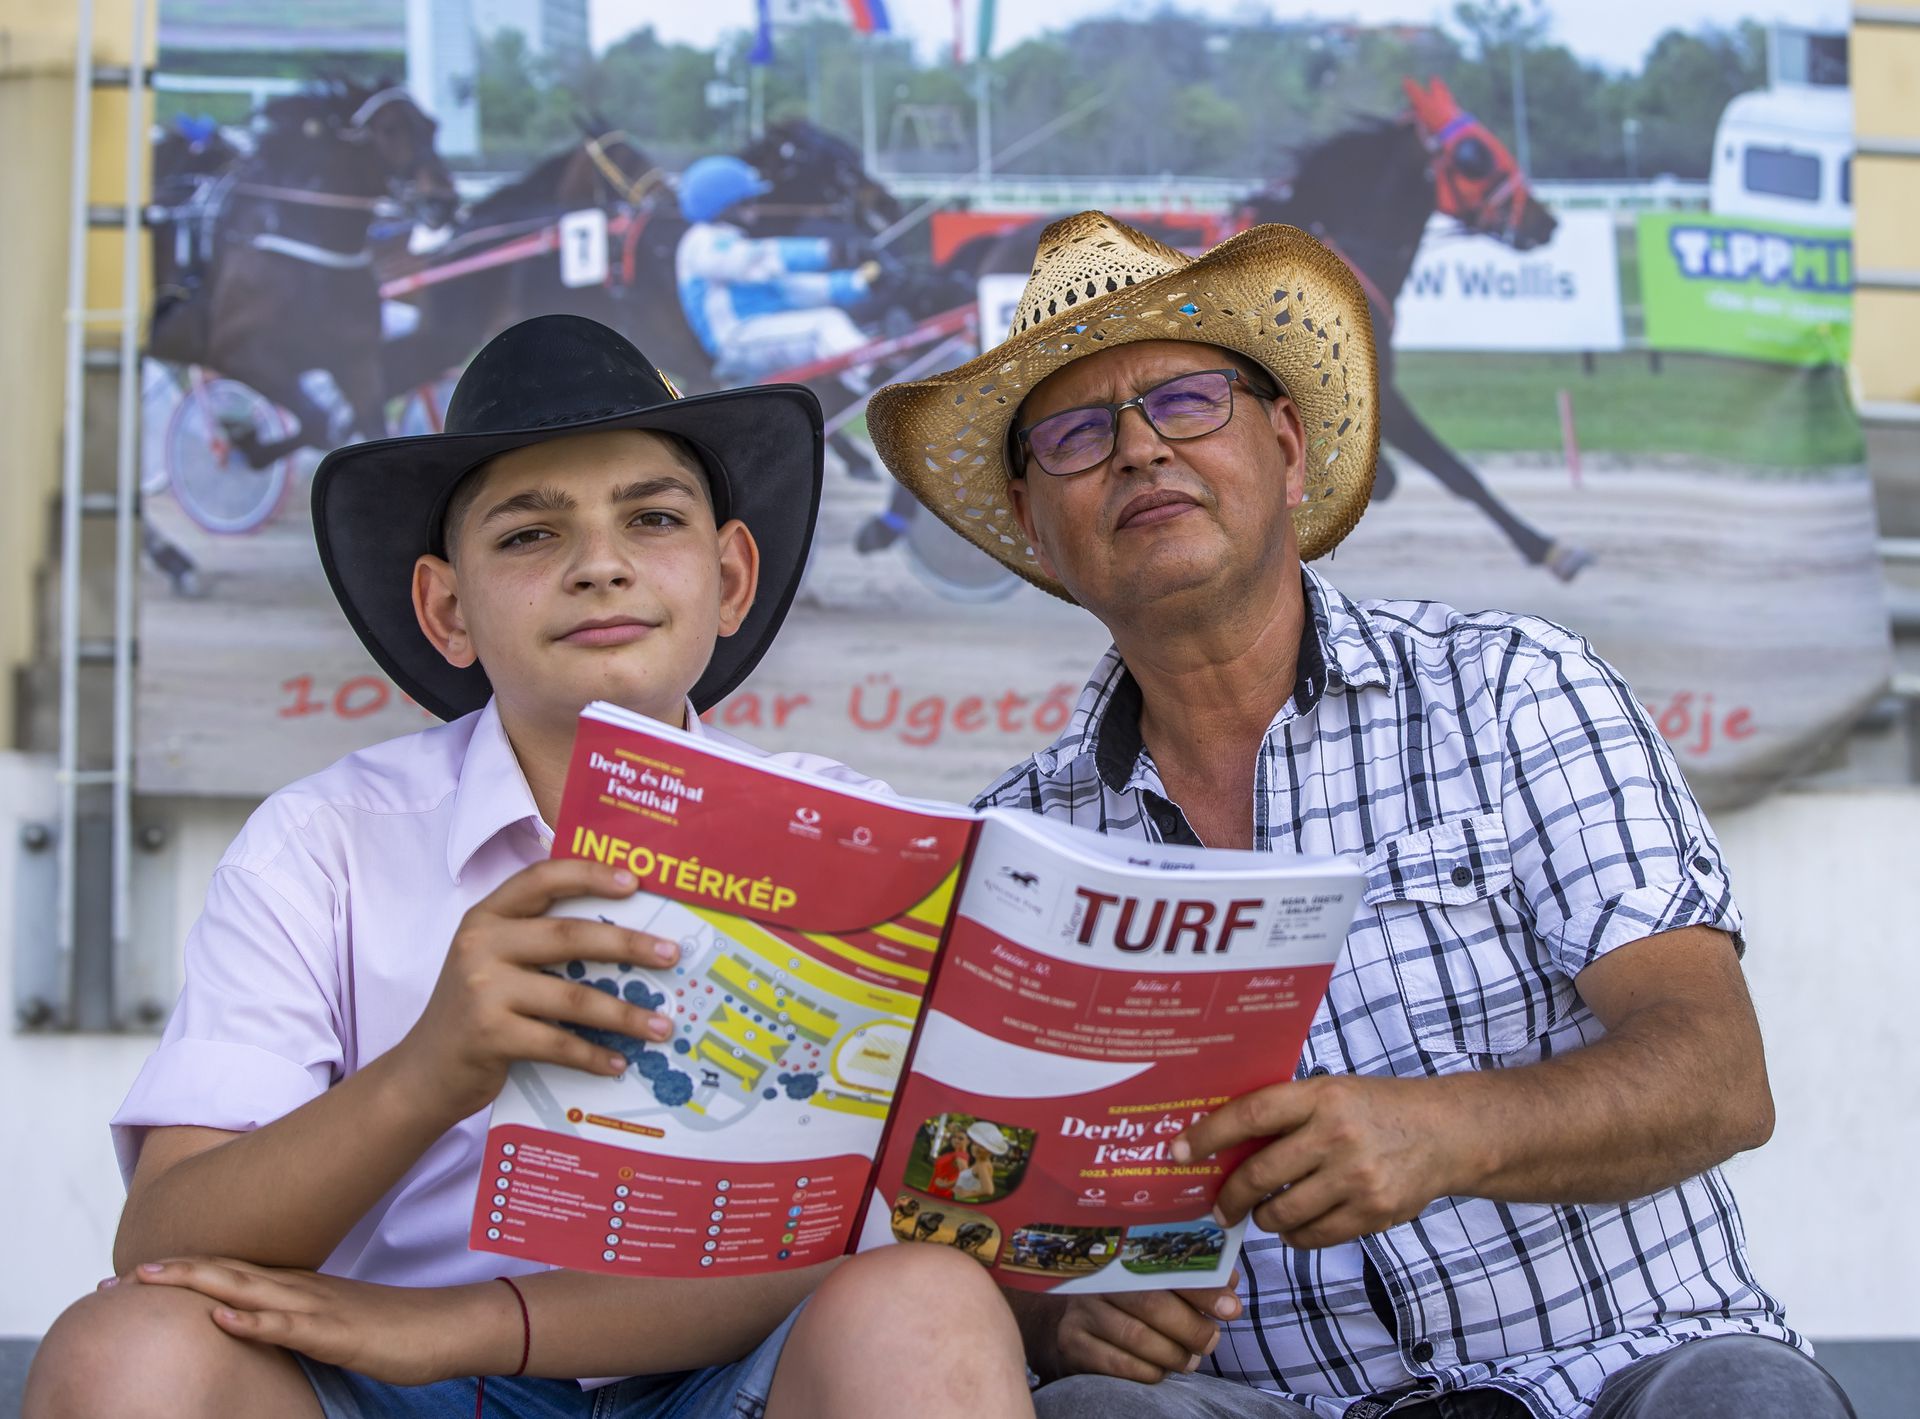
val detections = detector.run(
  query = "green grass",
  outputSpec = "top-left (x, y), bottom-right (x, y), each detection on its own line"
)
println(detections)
top-left (1392, 351), bottom-right (1864, 470)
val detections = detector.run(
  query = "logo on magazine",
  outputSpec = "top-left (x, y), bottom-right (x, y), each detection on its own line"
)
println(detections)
top-left (980, 863), bottom-right (1047, 919)
top-left (789, 805), bottom-right (822, 840)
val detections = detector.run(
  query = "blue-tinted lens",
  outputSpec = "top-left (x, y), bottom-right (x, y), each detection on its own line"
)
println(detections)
top-left (1028, 408), bottom-right (1116, 475)
top-left (1142, 370), bottom-right (1234, 435)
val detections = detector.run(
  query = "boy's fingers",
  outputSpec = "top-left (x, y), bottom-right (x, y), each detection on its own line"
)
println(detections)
top-left (512, 1019), bottom-right (647, 1079)
top-left (505, 916), bottom-right (679, 970)
top-left (134, 1258), bottom-right (290, 1309)
top-left (520, 972), bottom-right (672, 1044)
top-left (481, 859), bottom-right (639, 919)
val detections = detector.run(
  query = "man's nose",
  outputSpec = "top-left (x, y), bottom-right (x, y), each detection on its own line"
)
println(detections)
top-left (1111, 400), bottom-right (1174, 473)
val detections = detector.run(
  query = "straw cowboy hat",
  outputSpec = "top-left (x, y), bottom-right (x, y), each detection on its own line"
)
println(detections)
top-left (866, 211), bottom-right (1379, 601)
top-left (313, 314), bottom-right (822, 720)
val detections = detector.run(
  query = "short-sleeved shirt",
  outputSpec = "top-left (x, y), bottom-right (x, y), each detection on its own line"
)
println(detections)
top-left (974, 566), bottom-right (1800, 1419)
top-left (112, 698), bottom-right (886, 1289)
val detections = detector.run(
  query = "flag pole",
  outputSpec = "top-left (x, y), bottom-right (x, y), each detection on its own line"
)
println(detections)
top-left (861, 35), bottom-right (878, 175)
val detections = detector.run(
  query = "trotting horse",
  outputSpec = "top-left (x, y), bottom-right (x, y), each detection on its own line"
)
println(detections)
top-left (375, 116), bottom-right (701, 401)
top-left (1245, 77), bottom-right (1591, 579)
top-left (178, 81), bottom-right (457, 467)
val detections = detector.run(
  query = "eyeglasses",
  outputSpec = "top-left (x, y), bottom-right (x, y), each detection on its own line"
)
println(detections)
top-left (1013, 368), bottom-right (1276, 478)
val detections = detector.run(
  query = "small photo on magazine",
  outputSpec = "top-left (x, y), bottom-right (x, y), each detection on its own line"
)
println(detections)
top-left (1120, 1219), bottom-right (1229, 1275)
top-left (902, 1113), bottom-right (1036, 1204)
top-left (890, 1195), bottom-right (1001, 1264)
top-left (1001, 1223), bottom-right (1124, 1278)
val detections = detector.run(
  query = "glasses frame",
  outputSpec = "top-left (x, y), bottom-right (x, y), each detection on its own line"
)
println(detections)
top-left (1011, 367), bottom-right (1279, 478)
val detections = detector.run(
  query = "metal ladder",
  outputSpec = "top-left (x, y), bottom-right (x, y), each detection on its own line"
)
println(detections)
top-left (13, 0), bottom-right (161, 1033)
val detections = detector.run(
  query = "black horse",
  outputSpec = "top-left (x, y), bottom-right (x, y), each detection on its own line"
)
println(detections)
top-left (377, 116), bottom-right (702, 401)
top-left (162, 81), bottom-right (456, 467)
top-left (1247, 77), bottom-right (1591, 579)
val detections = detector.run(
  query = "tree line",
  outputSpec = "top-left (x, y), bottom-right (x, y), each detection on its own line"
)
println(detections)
top-left (475, 2), bottom-right (1770, 182)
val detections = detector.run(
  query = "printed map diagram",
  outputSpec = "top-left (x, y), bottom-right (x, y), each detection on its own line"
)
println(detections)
top-left (511, 872), bottom-right (958, 1146)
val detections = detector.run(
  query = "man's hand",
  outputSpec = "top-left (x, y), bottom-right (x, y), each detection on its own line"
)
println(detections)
top-left (395, 858), bottom-right (682, 1123)
top-left (1019, 1277), bottom-right (1242, 1385)
top-left (1175, 1076), bottom-right (1468, 1250)
top-left (125, 1258), bottom-right (515, 1385)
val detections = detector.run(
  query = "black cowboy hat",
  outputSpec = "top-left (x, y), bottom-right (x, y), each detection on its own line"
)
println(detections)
top-left (312, 314), bottom-right (823, 720)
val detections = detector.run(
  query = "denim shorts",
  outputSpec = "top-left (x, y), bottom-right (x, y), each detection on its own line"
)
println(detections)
top-left (296, 1303), bottom-right (803, 1419)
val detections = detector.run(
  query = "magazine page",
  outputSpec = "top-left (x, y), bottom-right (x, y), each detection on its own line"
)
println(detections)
top-left (857, 809), bottom-right (1362, 1293)
top-left (470, 703), bottom-right (976, 1278)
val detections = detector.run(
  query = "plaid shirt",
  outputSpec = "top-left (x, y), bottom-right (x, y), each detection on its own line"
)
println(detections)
top-left (975, 566), bottom-right (1800, 1419)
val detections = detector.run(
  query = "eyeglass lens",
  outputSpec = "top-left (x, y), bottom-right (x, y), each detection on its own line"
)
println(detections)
top-left (1025, 369), bottom-right (1237, 476)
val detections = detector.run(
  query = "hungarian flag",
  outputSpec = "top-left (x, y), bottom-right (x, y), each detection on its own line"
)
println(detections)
top-left (847, 0), bottom-right (890, 34)
top-left (749, 0), bottom-right (774, 65)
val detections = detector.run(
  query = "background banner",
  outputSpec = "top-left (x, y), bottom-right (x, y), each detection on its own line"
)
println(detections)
top-left (1638, 211), bottom-right (1853, 364)
top-left (134, 2), bottom-right (1883, 808)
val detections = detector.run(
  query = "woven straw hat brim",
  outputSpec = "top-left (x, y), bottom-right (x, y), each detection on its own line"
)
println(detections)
top-left (866, 216), bottom-right (1380, 602)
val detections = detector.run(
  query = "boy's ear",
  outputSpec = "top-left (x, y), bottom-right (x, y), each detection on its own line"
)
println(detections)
top-left (714, 518), bottom-right (760, 639)
top-left (413, 554), bottom-right (478, 668)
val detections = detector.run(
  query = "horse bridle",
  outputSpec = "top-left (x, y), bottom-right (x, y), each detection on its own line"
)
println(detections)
top-left (1421, 113), bottom-right (1529, 245)
top-left (582, 131), bottom-right (663, 207)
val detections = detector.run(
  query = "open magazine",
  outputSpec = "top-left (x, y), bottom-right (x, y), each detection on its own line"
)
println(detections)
top-left (469, 702), bottom-right (1363, 1293)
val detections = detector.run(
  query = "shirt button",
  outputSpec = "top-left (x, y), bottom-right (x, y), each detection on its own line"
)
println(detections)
top-left (1692, 855), bottom-right (1714, 873)
top-left (1411, 1339), bottom-right (1435, 1363)
top-left (1307, 1064), bottom-right (1331, 1077)
top-left (1449, 866), bottom-right (1474, 888)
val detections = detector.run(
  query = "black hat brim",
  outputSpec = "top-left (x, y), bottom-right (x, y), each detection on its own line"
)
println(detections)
top-left (312, 383), bottom-right (823, 720)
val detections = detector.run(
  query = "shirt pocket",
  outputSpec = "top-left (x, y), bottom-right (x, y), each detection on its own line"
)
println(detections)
top-left (1362, 811), bottom-right (1556, 1059)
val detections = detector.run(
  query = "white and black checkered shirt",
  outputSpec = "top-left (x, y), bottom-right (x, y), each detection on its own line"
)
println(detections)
top-left (975, 566), bottom-right (1801, 1419)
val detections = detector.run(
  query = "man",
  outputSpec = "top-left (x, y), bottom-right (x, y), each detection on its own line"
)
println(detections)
top-left (867, 213), bottom-right (1853, 1419)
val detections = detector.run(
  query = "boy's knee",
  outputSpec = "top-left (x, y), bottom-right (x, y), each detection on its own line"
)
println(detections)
top-left (25, 1284), bottom-right (256, 1418)
top-left (817, 1242), bottom-right (1010, 1331)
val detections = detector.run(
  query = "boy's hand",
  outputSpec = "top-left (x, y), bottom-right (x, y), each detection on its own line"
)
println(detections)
top-left (399, 858), bottom-right (681, 1122)
top-left (125, 1258), bottom-right (515, 1385)
top-left (1020, 1276), bottom-right (1241, 1384)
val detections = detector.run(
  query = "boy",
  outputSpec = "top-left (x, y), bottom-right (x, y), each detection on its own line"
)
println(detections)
top-left (25, 316), bottom-right (1035, 1419)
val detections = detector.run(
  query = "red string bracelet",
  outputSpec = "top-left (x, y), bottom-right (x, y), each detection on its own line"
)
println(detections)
top-left (474, 1275), bottom-right (532, 1419)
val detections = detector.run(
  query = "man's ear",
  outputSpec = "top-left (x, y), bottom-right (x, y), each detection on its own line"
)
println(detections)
top-left (413, 554), bottom-right (477, 668)
top-left (1004, 476), bottom-right (1062, 582)
top-left (714, 519), bottom-right (761, 638)
top-left (1265, 395), bottom-right (1309, 510)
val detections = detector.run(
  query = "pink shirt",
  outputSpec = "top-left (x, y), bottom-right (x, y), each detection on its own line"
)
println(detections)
top-left (112, 699), bottom-right (886, 1288)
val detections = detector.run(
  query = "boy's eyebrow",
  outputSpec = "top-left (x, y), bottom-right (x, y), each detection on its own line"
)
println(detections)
top-left (610, 477), bottom-right (700, 503)
top-left (477, 476), bottom-right (698, 528)
top-left (477, 485), bottom-right (574, 526)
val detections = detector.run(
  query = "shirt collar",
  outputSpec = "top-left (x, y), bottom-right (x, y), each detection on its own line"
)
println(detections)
top-left (1035, 566), bottom-right (1397, 793)
top-left (446, 696), bottom-right (704, 882)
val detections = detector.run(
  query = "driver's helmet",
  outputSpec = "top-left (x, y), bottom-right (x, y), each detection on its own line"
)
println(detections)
top-left (678, 156), bottom-right (772, 224)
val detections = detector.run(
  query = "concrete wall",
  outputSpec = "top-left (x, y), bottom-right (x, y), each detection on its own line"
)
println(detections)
top-left (5, 750), bottom-right (1917, 1341)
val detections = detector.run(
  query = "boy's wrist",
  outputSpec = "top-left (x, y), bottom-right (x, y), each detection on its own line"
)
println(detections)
top-left (433, 1278), bottom-right (530, 1380)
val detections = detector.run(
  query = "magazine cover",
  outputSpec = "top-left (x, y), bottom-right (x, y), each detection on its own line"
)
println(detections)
top-left (470, 705), bottom-right (1362, 1290)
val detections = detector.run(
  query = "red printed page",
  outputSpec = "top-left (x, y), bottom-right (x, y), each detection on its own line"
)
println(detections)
top-left (471, 703), bottom-right (976, 1279)
top-left (857, 809), bottom-right (1362, 1293)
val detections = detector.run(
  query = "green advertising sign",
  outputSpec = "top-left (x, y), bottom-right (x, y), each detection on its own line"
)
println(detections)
top-left (1637, 212), bottom-right (1852, 366)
